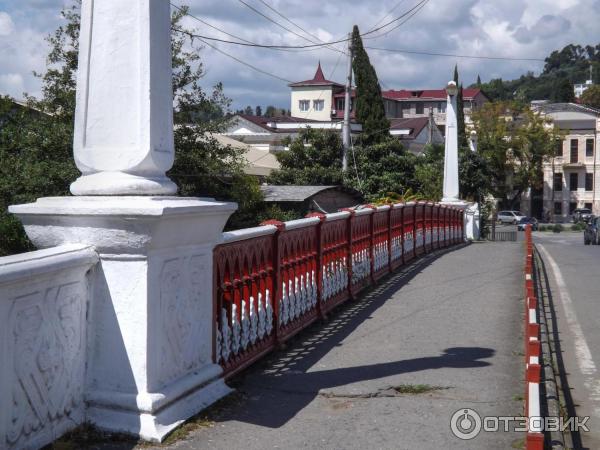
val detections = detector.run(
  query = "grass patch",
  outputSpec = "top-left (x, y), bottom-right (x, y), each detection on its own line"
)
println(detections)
top-left (513, 394), bottom-right (525, 401)
top-left (44, 423), bottom-right (138, 449)
top-left (511, 437), bottom-right (526, 449)
top-left (391, 384), bottom-right (446, 394)
top-left (44, 392), bottom-right (244, 449)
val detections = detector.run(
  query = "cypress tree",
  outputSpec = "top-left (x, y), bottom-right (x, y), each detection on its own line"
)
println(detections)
top-left (453, 65), bottom-right (468, 149)
top-left (351, 25), bottom-right (389, 144)
top-left (476, 74), bottom-right (481, 86)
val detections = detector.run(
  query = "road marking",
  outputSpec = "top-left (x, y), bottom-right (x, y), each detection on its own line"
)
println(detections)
top-left (537, 244), bottom-right (600, 417)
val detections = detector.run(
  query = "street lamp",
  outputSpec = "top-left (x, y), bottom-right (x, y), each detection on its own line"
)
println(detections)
top-left (446, 80), bottom-right (458, 97)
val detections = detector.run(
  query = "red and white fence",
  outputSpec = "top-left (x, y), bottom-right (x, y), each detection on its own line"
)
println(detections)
top-left (524, 225), bottom-right (544, 450)
top-left (213, 201), bottom-right (465, 378)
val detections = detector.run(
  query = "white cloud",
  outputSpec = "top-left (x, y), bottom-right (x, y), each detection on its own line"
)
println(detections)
top-left (0, 11), bottom-right (15, 36)
top-left (1, 0), bottom-right (599, 108)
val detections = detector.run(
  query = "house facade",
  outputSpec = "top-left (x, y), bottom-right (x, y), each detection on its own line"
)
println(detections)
top-left (292, 62), bottom-right (489, 128)
top-left (535, 103), bottom-right (600, 221)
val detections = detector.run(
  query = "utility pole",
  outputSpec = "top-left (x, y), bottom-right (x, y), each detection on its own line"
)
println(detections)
top-left (342, 33), bottom-right (353, 172)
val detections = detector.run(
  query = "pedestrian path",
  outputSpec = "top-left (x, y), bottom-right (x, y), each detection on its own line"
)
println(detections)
top-left (148, 242), bottom-right (525, 450)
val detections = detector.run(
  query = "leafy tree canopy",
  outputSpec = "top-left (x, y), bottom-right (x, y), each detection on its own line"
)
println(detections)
top-left (580, 85), bottom-right (600, 109)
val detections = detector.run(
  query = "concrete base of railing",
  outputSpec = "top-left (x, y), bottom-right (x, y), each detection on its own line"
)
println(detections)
top-left (440, 199), bottom-right (479, 240)
top-left (10, 196), bottom-right (238, 443)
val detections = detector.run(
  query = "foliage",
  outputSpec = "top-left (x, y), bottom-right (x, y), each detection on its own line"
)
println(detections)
top-left (580, 85), bottom-right (600, 108)
top-left (474, 43), bottom-right (600, 102)
top-left (268, 129), bottom-right (344, 186)
top-left (351, 25), bottom-right (389, 144)
top-left (270, 129), bottom-right (444, 203)
top-left (551, 78), bottom-right (575, 103)
top-left (471, 101), bottom-right (562, 208)
top-left (552, 223), bottom-right (564, 233)
top-left (454, 66), bottom-right (468, 149)
top-left (347, 138), bottom-right (421, 200)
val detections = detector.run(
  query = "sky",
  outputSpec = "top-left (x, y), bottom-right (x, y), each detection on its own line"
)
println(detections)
top-left (0, 0), bottom-right (599, 111)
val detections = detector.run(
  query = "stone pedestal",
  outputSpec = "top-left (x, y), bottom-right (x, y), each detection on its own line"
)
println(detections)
top-left (10, 196), bottom-right (237, 441)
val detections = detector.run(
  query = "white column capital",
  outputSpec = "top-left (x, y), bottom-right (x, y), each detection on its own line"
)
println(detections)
top-left (71, 0), bottom-right (177, 196)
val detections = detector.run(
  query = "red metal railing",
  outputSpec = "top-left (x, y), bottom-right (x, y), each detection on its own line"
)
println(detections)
top-left (214, 202), bottom-right (465, 377)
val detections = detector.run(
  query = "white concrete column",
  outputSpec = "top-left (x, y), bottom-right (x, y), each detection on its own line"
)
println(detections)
top-left (442, 81), bottom-right (459, 203)
top-left (10, 0), bottom-right (239, 442)
top-left (70, 0), bottom-right (177, 196)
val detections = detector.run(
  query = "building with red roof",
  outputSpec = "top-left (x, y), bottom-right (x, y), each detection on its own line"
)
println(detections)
top-left (291, 62), bottom-right (490, 129)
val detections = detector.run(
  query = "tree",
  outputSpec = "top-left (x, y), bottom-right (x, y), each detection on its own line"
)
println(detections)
top-left (476, 74), bottom-right (482, 87)
top-left (471, 101), bottom-right (562, 208)
top-left (244, 105), bottom-right (253, 115)
top-left (453, 65), bottom-right (468, 149)
top-left (351, 25), bottom-right (389, 144)
top-left (268, 129), bottom-right (344, 186)
top-left (580, 85), bottom-right (600, 108)
top-left (264, 105), bottom-right (277, 117)
top-left (255, 105), bottom-right (262, 116)
top-left (551, 77), bottom-right (575, 102)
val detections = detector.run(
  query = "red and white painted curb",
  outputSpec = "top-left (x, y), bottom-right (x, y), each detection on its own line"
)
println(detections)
top-left (524, 225), bottom-right (544, 450)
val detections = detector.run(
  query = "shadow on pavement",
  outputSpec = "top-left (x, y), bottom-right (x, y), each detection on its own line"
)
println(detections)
top-left (219, 244), bottom-right (496, 429)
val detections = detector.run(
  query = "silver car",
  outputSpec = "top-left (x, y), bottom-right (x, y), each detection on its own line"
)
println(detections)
top-left (497, 210), bottom-right (526, 225)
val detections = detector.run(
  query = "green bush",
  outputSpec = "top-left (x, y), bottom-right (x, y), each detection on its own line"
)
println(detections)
top-left (572, 222), bottom-right (587, 231)
top-left (552, 224), bottom-right (564, 233)
top-left (538, 225), bottom-right (547, 232)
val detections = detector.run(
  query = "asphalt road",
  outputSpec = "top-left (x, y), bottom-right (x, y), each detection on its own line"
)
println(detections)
top-left (535, 230), bottom-right (600, 449)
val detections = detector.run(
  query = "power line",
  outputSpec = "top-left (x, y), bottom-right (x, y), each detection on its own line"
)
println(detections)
top-left (255, 0), bottom-right (346, 54)
top-left (368, 0), bottom-right (408, 31)
top-left (236, 0), bottom-right (325, 46)
top-left (362, 0), bottom-right (429, 37)
top-left (366, 47), bottom-right (546, 62)
top-left (194, 34), bottom-right (294, 84)
top-left (171, 2), bottom-right (319, 53)
top-left (363, 0), bottom-right (429, 39)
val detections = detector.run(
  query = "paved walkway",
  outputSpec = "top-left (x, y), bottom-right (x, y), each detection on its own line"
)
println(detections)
top-left (145, 242), bottom-right (524, 449)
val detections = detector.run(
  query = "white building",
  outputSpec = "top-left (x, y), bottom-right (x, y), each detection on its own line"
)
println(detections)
top-left (535, 103), bottom-right (600, 221)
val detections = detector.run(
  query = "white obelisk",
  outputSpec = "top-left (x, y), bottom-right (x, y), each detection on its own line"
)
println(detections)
top-left (70, 0), bottom-right (177, 195)
top-left (442, 81), bottom-right (460, 203)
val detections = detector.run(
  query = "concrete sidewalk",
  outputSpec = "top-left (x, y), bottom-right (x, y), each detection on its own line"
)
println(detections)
top-left (140, 242), bottom-right (524, 450)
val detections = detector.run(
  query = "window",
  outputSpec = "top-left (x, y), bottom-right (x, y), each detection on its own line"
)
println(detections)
top-left (586, 173), bottom-right (594, 191)
top-left (570, 173), bottom-right (578, 191)
top-left (586, 138), bottom-right (594, 158)
top-left (438, 102), bottom-right (446, 113)
top-left (569, 202), bottom-right (577, 215)
top-left (554, 202), bottom-right (562, 215)
top-left (416, 103), bottom-right (424, 114)
top-left (313, 99), bottom-right (324, 111)
top-left (553, 173), bottom-right (563, 191)
top-left (585, 202), bottom-right (593, 210)
top-left (299, 100), bottom-right (310, 112)
top-left (335, 98), bottom-right (344, 111)
top-left (556, 140), bottom-right (563, 157)
top-left (570, 139), bottom-right (579, 163)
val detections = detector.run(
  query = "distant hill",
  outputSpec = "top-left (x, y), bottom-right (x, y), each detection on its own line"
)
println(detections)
top-left (471, 43), bottom-right (600, 103)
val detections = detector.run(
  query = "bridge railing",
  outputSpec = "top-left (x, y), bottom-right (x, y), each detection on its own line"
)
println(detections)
top-left (213, 201), bottom-right (465, 378)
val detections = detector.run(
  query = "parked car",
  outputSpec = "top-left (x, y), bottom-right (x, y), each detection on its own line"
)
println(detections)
top-left (517, 217), bottom-right (538, 231)
top-left (584, 217), bottom-right (599, 245)
top-left (573, 208), bottom-right (593, 224)
top-left (497, 210), bottom-right (526, 225)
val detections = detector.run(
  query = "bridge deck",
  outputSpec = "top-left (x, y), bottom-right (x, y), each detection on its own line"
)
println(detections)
top-left (150, 242), bottom-right (524, 450)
